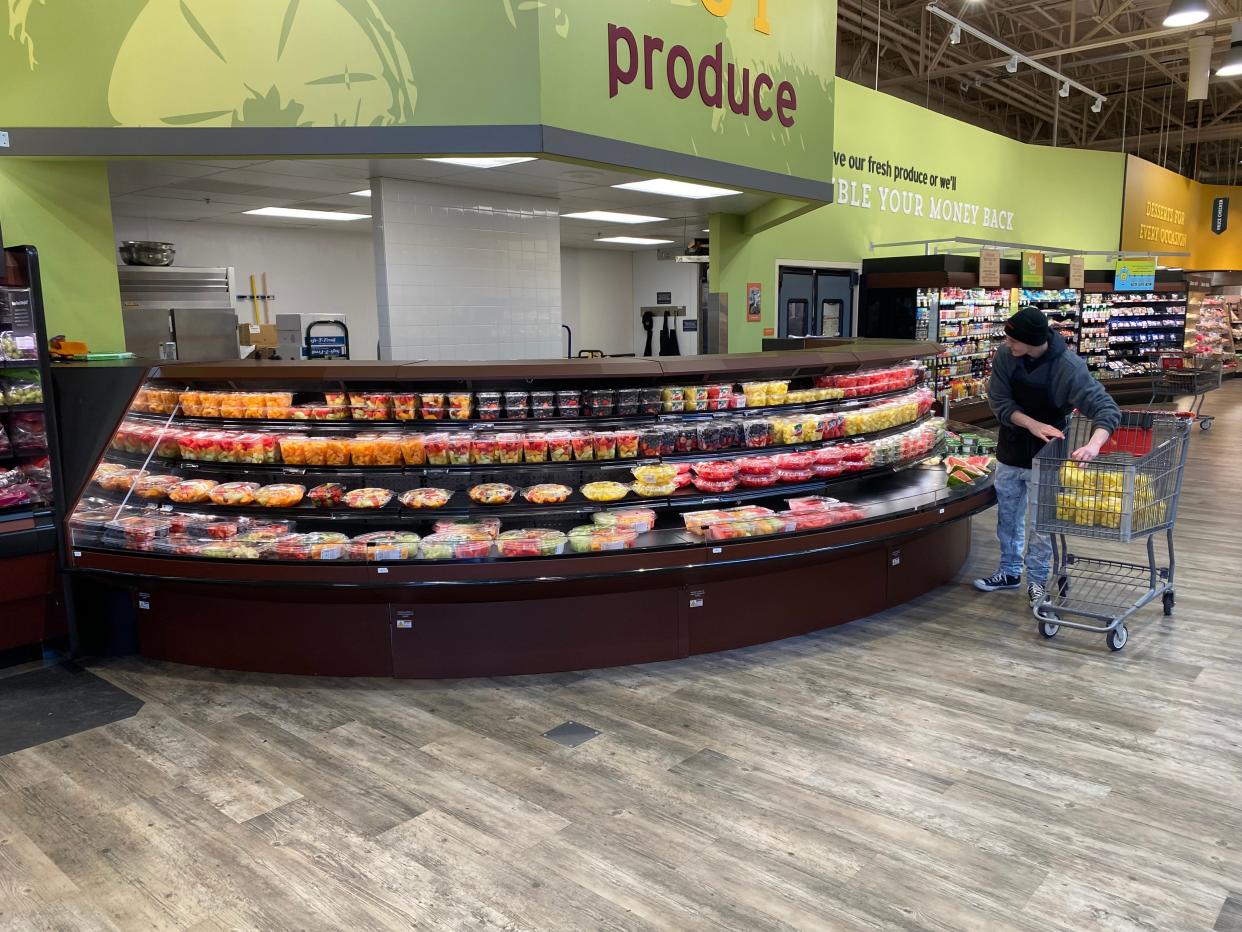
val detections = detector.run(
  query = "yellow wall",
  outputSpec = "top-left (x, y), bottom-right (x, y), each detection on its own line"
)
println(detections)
top-left (1120, 155), bottom-right (1242, 270)
top-left (0, 160), bottom-right (124, 351)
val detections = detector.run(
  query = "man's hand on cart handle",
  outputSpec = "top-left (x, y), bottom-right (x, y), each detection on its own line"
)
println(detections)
top-left (1070, 428), bottom-right (1111, 463)
top-left (1013, 412), bottom-right (1065, 444)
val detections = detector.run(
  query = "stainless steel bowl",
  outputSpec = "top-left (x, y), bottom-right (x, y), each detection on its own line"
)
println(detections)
top-left (119, 241), bottom-right (176, 266)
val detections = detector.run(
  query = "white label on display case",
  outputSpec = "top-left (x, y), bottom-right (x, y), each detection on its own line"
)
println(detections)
top-left (396, 619), bottom-right (412, 629)
top-left (0, 131), bottom-right (8, 147)
top-left (376, 566), bottom-right (390, 574)
top-left (711, 547), bottom-right (723, 554)
top-left (137, 599), bottom-right (150, 610)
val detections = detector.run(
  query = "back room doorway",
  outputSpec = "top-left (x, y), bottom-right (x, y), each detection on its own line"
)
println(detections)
top-left (776, 263), bottom-right (859, 339)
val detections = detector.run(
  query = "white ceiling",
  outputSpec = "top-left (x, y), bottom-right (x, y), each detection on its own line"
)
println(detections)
top-left (108, 157), bottom-right (769, 250)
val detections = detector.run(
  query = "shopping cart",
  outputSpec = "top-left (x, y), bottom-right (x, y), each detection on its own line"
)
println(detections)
top-left (1028, 411), bottom-right (1193, 651)
top-left (1149, 353), bottom-right (1222, 430)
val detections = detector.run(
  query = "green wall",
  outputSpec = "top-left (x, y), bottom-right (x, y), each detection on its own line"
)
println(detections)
top-left (0, 161), bottom-right (124, 352)
top-left (713, 81), bottom-right (1127, 351)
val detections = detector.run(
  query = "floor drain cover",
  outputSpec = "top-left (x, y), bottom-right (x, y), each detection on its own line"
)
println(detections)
top-left (542, 721), bottom-right (601, 748)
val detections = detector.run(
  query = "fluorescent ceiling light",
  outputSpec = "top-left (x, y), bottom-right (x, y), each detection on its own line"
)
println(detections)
top-left (1218, 22), bottom-right (1242, 76)
top-left (612, 179), bottom-right (742, 199)
top-left (595, 236), bottom-right (675, 246)
top-left (562, 210), bottom-right (667, 224)
top-left (1162, 0), bottom-right (1210, 27)
top-left (244, 207), bottom-right (370, 221)
top-left (425, 157), bottom-right (537, 168)
top-left (349, 189), bottom-right (371, 197)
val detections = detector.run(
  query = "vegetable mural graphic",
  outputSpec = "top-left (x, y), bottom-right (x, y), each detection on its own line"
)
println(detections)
top-left (0, 0), bottom-right (834, 188)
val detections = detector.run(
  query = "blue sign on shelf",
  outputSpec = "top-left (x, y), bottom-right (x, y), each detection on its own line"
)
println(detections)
top-left (308, 334), bottom-right (347, 359)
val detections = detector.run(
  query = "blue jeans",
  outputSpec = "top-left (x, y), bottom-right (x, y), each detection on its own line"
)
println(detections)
top-left (994, 463), bottom-right (1053, 585)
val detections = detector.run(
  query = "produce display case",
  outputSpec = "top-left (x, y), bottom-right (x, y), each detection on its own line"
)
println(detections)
top-left (59, 347), bottom-right (997, 678)
top-left (919, 287), bottom-right (1008, 403)
top-left (1187, 294), bottom-right (1236, 364)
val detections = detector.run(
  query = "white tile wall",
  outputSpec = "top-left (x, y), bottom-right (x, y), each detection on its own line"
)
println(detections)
top-left (373, 178), bottom-right (563, 361)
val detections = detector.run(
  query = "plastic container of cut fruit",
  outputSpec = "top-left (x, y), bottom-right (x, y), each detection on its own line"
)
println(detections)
top-left (568, 525), bottom-right (639, 553)
top-left (308, 482), bottom-right (345, 508)
top-left (522, 483), bottom-right (573, 505)
top-left (744, 420), bottom-right (774, 448)
top-left (692, 475), bottom-right (738, 493)
top-left (471, 436), bottom-right (498, 466)
top-left (615, 429), bottom-right (640, 459)
top-left (661, 386), bottom-right (684, 412)
top-left (209, 482), bottom-right (260, 506)
top-left (399, 487), bottom-right (453, 510)
top-left (347, 531), bottom-right (422, 562)
top-left (632, 481), bottom-right (677, 498)
top-left (496, 529), bottom-right (567, 558)
top-left (786, 495), bottom-right (840, 513)
top-left (735, 456), bottom-right (776, 476)
top-left (197, 541), bottom-right (262, 560)
top-left (692, 460), bottom-right (738, 481)
top-left (371, 436), bottom-right (401, 466)
top-left (592, 431), bottom-right (617, 461)
top-left (570, 432), bottom-right (595, 461)
top-left (504, 391), bottom-right (530, 419)
top-left (447, 434), bottom-right (473, 466)
top-left (683, 386), bottom-right (709, 412)
top-left (167, 479), bottom-right (218, 504)
top-left (632, 464), bottom-right (677, 485)
top-left (774, 451), bottom-right (814, 471)
top-left (255, 483), bottom-right (306, 508)
top-left (344, 488), bottom-right (394, 510)
top-left (105, 515), bottom-right (172, 542)
top-left (392, 393), bottom-right (418, 421)
top-left (780, 509), bottom-right (835, 531)
top-left (234, 522), bottom-right (293, 543)
top-left (638, 387), bottom-right (662, 416)
top-left (548, 432), bottom-right (573, 463)
top-left (525, 390), bottom-right (552, 420)
top-left (495, 433), bottom-right (524, 464)
top-left (615, 388), bottom-right (640, 417)
top-left (184, 517), bottom-right (242, 540)
top-left (776, 468), bottom-right (814, 483)
top-left (471, 392), bottom-right (497, 420)
top-left (274, 532), bottom-right (349, 561)
top-left (420, 404), bottom-right (445, 421)
top-left (590, 509), bottom-right (654, 535)
top-left (556, 390), bottom-right (581, 417)
top-left (424, 434), bottom-right (449, 465)
top-left (580, 481), bottom-right (629, 503)
top-left (741, 382), bottom-right (769, 407)
top-left (469, 483), bottom-right (516, 506)
top-left (418, 533), bottom-right (493, 561)
top-left (433, 518), bottom-right (501, 538)
top-left (585, 388), bottom-right (615, 418)
top-left (522, 433), bottom-right (549, 463)
top-left (737, 472), bottom-right (779, 489)
top-left (132, 475), bottom-right (180, 500)
top-left (400, 435), bottom-right (427, 466)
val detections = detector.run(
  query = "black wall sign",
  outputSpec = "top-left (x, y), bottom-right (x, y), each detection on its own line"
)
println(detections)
top-left (656, 291), bottom-right (672, 305)
top-left (1212, 197), bottom-right (1229, 235)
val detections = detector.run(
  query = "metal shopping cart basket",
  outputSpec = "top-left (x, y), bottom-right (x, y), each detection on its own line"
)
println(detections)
top-left (1028, 411), bottom-right (1193, 651)
top-left (1150, 353), bottom-right (1222, 430)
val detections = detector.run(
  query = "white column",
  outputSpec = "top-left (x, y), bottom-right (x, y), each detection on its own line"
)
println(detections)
top-left (372, 177), bottom-right (563, 361)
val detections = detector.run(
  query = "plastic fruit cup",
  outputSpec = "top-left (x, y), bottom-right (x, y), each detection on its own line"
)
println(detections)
top-left (447, 434), bottom-right (473, 465)
top-left (398, 435), bottom-right (426, 465)
top-left (424, 434), bottom-right (449, 465)
top-left (593, 432), bottom-right (617, 460)
top-left (523, 434), bottom-right (549, 463)
top-left (549, 433), bottom-right (573, 462)
top-left (639, 430), bottom-right (663, 458)
top-left (496, 433), bottom-right (523, 464)
top-left (448, 406), bottom-right (474, 422)
top-left (531, 391), bottom-right (555, 419)
top-left (373, 437), bottom-right (401, 466)
top-left (325, 392), bottom-right (347, 409)
top-left (471, 437), bottom-right (498, 465)
top-left (616, 430), bottom-right (640, 459)
top-left (350, 438), bottom-right (377, 466)
top-left (556, 391), bottom-right (580, 417)
top-left (692, 476), bottom-right (738, 493)
top-left (421, 404), bottom-right (445, 421)
top-left (571, 433), bottom-right (595, 461)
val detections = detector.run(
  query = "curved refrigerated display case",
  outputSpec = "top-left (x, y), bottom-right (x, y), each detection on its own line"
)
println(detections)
top-left (61, 346), bottom-right (996, 678)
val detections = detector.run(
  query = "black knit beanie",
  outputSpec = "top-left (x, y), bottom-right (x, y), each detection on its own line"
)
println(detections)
top-left (1004, 305), bottom-right (1050, 346)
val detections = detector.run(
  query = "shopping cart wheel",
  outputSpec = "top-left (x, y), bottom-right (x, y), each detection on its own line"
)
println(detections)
top-left (1038, 620), bottom-right (1060, 639)
top-left (1200, 418), bottom-right (1213, 432)
top-left (1163, 591), bottom-right (1175, 616)
top-left (1107, 625), bottom-right (1129, 652)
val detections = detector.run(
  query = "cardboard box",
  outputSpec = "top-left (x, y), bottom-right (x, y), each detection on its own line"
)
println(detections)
top-left (238, 323), bottom-right (277, 348)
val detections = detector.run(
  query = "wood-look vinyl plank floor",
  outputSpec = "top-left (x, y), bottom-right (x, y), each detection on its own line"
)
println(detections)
top-left (3, 381), bottom-right (1242, 930)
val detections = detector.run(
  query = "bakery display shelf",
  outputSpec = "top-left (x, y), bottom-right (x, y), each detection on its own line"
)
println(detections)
top-left (124, 385), bottom-right (920, 433)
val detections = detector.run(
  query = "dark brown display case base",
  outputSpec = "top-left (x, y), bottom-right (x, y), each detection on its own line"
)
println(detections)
top-left (79, 494), bottom-right (986, 679)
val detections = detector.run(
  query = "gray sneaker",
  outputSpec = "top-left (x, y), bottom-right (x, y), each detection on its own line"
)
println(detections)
top-left (1028, 582), bottom-right (1049, 607)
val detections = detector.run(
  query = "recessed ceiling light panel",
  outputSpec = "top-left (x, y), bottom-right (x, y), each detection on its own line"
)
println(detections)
top-left (244, 207), bottom-right (371, 221)
top-left (612, 179), bottom-right (743, 199)
top-left (563, 210), bottom-right (667, 224)
top-left (425, 157), bottom-right (538, 169)
top-left (595, 236), bottom-right (675, 246)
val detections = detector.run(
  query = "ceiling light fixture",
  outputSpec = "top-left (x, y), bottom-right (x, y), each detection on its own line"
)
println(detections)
top-left (612, 179), bottom-right (743, 199)
top-left (1006, 56), bottom-right (1019, 74)
top-left (1059, 80), bottom-right (1071, 97)
top-left (949, 23), bottom-right (962, 45)
top-left (424, 157), bottom-right (538, 169)
top-left (562, 210), bottom-right (667, 224)
top-left (595, 236), bottom-right (675, 246)
top-left (349, 189), bottom-right (372, 197)
top-left (1162, 0), bottom-right (1210, 27)
top-left (244, 207), bottom-right (371, 221)
top-left (1217, 22), bottom-right (1242, 76)
top-left (1091, 97), bottom-right (1104, 113)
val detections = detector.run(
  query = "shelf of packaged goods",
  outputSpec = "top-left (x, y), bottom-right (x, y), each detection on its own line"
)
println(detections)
top-left (83, 441), bottom-right (944, 528)
top-left (102, 412), bottom-right (939, 481)
top-left (1107, 313), bottom-right (1187, 320)
top-left (937, 352), bottom-right (992, 361)
top-left (938, 332), bottom-right (1001, 341)
top-left (125, 385), bottom-right (927, 434)
top-left (1104, 297), bottom-right (1188, 304)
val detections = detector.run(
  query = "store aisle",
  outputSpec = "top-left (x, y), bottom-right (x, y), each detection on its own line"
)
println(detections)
top-left (2, 386), bottom-right (1241, 931)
